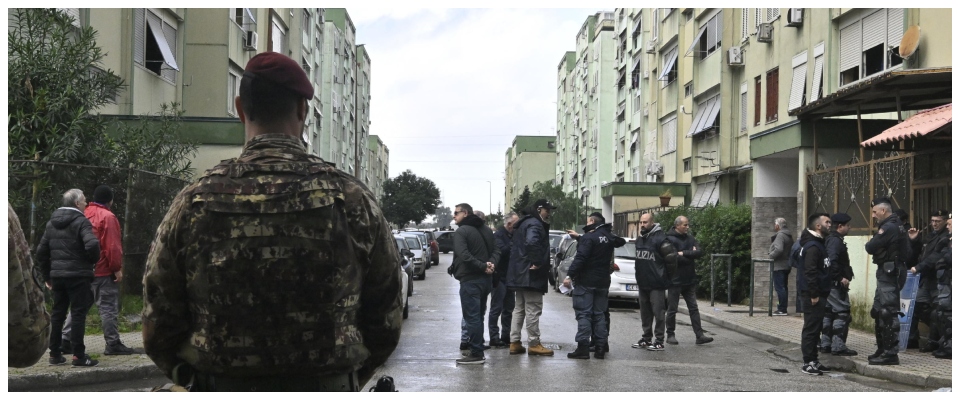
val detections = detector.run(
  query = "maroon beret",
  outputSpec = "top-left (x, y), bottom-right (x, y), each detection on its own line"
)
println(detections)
top-left (243, 52), bottom-right (314, 99)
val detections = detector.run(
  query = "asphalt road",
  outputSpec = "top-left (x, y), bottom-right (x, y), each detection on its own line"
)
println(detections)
top-left (70, 252), bottom-right (923, 392)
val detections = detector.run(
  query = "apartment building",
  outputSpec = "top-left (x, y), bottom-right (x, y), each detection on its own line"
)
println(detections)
top-left (66, 8), bottom-right (379, 189)
top-left (367, 135), bottom-right (390, 201)
top-left (506, 136), bottom-right (558, 211)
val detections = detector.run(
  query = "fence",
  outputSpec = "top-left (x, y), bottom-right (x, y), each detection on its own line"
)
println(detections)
top-left (613, 205), bottom-right (680, 238)
top-left (807, 150), bottom-right (950, 233)
top-left (8, 160), bottom-right (190, 295)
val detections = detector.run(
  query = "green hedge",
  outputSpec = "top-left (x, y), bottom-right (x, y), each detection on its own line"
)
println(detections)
top-left (654, 203), bottom-right (753, 303)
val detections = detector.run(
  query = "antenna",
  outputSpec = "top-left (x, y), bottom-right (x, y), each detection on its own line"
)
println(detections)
top-left (899, 26), bottom-right (921, 58)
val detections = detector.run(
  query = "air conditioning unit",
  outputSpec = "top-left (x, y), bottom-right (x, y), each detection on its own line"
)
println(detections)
top-left (643, 108), bottom-right (649, 116)
top-left (786, 8), bottom-right (803, 27)
top-left (646, 161), bottom-right (663, 176)
top-left (646, 39), bottom-right (657, 54)
top-left (728, 46), bottom-right (744, 66)
top-left (757, 23), bottom-right (773, 43)
top-left (243, 31), bottom-right (258, 51)
top-left (643, 70), bottom-right (649, 78)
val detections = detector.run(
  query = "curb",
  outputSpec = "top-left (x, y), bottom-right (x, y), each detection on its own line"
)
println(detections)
top-left (681, 307), bottom-right (951, 389)
top-left (8, 363), bottom-right (163, 391)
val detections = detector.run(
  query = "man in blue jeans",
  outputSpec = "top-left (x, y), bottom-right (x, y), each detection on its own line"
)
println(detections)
top-left (450, 203), bottom-right (500, 365)
top-left (769, 217), bottom-right (794, 315)
top-left (563, 212), bottom-right (624, 359)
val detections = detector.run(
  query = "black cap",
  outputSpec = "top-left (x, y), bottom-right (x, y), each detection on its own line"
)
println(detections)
top-left (831, 213), bottom-right (852, 225)
top-left (871, 197), bottom-right (892, 207)
top-left (92, 185), bottom-right (114, 204)
top-left (931, 209), bottom-right (950, 218)
top-left (533, 199), bottom-right (557, 210)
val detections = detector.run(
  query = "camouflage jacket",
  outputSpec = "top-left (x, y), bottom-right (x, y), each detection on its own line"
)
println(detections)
top-left (8, 202), bottom-right (51, 367)
top-left (142, 134), bottom-right (402, 385)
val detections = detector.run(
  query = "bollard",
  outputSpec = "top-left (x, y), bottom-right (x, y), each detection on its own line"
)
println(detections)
top-left (751, 258), bottom-right (774, 317)
top-left (709, 254), bottom-right (732, 308)
top-left (726, 256), bottom-right (732, 307)
top-left (768, 259), bottom-right (774, 316)
top-left (749, 260), bottom-right (755, 316)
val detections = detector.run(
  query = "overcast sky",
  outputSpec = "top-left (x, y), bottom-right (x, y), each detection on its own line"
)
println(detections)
top-left (349, 7), bottom-right (599, 220)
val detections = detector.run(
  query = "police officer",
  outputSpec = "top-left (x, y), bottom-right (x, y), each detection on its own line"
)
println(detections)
top-left (864, 197), bottom-right (912, 366)
top-left (929, 215), bottom-right (951, 359)
top-left (907, 209), bottom-right (950, 352)
top-left (562, 212), bottom-right (625, 359)
top-left (142, 52), bottom-right (402, 391)
top-left (820, 213), bottom-right (857, 356)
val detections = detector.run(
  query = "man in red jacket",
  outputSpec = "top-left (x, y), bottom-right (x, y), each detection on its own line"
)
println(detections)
top-left (61, 185), bottom-right (134, 355)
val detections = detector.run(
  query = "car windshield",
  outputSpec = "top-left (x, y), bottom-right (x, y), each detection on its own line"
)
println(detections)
top-left (614, 242), bottom-right (636, 259)
top-left (395, 238), bottom-right (407, 249)
top-left (549, 234), bottom-right (563, 248)
top-left (404, 237), bottom-right (420, 249)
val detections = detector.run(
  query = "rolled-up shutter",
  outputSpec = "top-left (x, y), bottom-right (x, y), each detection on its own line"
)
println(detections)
top-left (862, 10), bottom-right (885, 50)
top-left (788, 51), bottom-right (808, 111)
top-left (839, 20), bottom-right (861, 72)
top-left (134, 9), bottom-right (145, 65)
top-left (810, 55), bottom-right (824, 102)
top-left (888, 8), bottom-right (904, 48)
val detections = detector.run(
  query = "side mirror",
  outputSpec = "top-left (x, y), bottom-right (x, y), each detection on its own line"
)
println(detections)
top-left (403, 249), bottom-right (414, 258)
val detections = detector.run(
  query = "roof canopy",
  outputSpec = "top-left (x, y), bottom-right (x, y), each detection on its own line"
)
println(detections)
top-left (861, 103), bottom-right (951, 147)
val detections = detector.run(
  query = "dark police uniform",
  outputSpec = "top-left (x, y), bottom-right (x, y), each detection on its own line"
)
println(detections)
top-left (931, 238), bottom-right (951, 359)
top-left (863, 198), bottom-right (913, 364)
top-left (821, 213), bottom-right (855, 355)
top-left (910, 209), bottom-right (950, 350)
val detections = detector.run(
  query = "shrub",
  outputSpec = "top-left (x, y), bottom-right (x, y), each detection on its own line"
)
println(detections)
top-left (655, 203), bottom-right (753, 303)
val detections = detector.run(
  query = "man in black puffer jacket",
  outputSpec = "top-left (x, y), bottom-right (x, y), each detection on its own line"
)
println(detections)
top-left (561, 212), bottom-right (625, 360)
top-left (664, 215), bottom-right (712, 346)
top-left (450, 203), bottom-right (499, 365)
top-left (797, 213), bottom-right (833, 375)
top-left (36, 188), bottom-right (101, 367)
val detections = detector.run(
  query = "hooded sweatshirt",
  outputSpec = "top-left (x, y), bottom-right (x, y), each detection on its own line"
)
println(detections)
top-left (36, 207), bottom-right (100, 281)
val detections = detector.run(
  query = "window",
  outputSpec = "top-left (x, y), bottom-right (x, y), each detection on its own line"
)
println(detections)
top-left (765, 68), bottom-right (779, 123)
top-left (683, 158), bottom-right (691, 172)
top-left (754, 76), bottom-right (762, 126)
top-left (59, 8), bottom-right (82, 28)
top-left (740, 82), bottom-right (748, 132)
top-left (134, 9), bottom-right (179, 82)
top-left (839, 9), bottom-right (905, 86)
top-left (631, 54), bottom-right (642, 89)
top-left (810, 42), bottom-right (825, 102)
top-left (548, 141), bottom-right (556, 149)
top-left (787, 51), bottom-right (807, 111)
top-left (228, 71), bottom-right (240, 116)
top-left (302, 9), bottom-right (311, 37)
top-left (233, 8), bottom-right (256, 28)
top-left (271, 15), bottom-right (287, 54)
top-left (684, 82), bottom-right (693, 98)
top-left (652, 8), bottom-right (659, 40)
top-left (687, 95), bottom-right (720, 138)
top-left (754, 8), bottom-right (762, 33)
top-left (766, 8), bottom-right (780, 22)
top-left (661, 116), bottom-right (677, 155)
top-left (633, 89), bottom-right (642, 113)
top-left (741, 8), bottom-right (749, 41)
top-left (688, 11), bottom-right (722, 60)
top-left (658, 46), bottom-right (678, 86)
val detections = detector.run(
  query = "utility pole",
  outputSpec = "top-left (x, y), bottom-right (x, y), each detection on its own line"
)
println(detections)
top-left (486, 181), bottom-right (492, 216)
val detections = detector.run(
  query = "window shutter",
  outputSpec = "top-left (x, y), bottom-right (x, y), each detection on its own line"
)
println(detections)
top-left (740, 83), bottom-right (748, 131)
top-left (755, 8), bottom-right (762, 32)
top-left (741, 8), bottom-right (748, 40)
top-left (766, 8), bottom-right (780, 22)
top-left (888, 8), bottom-right (905, 47)
top-left (810, 55), bottom-right (824, 102)
top-left (134, 9), bottom-right (145, 65)
top-left (754, 77), bottom-right (762, 125)
top-left (788, 52), bottom-right (807, 111)
top-left (862, 10), bottom-right (886, 50)
top-left (161, 21), bottom-right (178, 82)
top-left (839, 21), bottom-right (861, 72)
top-left (766, 69), bottom-right (779, 122)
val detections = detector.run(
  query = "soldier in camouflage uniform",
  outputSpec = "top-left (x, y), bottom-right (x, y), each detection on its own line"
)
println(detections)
top-left (8, 202), bottom-right (51, 368)
top-left (142, 52), bottom-right (402, 392)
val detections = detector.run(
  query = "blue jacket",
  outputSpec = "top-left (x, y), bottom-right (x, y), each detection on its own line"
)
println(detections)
top-left (506, 214), bottom-right (550, 293)
top-left (566, 223), bottom-right (625, 289)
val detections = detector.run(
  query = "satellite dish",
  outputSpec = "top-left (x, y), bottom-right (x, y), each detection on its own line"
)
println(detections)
top-left (899, 25), bottom-right (921, 58)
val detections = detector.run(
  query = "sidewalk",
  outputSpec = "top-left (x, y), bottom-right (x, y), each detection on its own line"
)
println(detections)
top-left (678, 302), bottom-right (952, 389)
top-left (10, 307), bottom-right (952, 391)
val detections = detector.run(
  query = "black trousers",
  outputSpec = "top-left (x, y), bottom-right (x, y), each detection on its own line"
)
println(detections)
top-left (801, 294), bottom-right (827, 363)
top-left (49, 277), bottom-right (94, 357)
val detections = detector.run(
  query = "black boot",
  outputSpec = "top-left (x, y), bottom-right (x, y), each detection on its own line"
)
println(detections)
top-left (594, 344), bottom-right (607, 359)
top-left (567, 342), bottom-right (591, 359)
top-left (868, 352), bottom-right (900, 365)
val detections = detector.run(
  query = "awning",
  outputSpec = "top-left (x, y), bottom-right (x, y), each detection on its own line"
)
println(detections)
top-left (616, 69), bottom-right (626, 87)
top-left (685, 23), bottom-right (709, 56)
top-left (631, 56), bottom-right (642, 73)
top-left (686, 95), bottom-right (721, 137)
top-left (146, 18), bottom-right (179, 71)
top-left (657, 47), bottom-right (678, 81)
top-left (630, 132), bottom-right (639, 146)
top-left (861, 103), bottom-right (952, 147)
top-left (632, 17), bottom-right (642, 35)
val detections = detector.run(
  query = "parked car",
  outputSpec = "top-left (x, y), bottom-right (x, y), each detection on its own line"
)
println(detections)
top-left (553, 238), bottom-right (639, 307)
top-left (399, 256), bottom-right (410, 320)
top-left (406, 229), bottom-right (439, 266)
top-left (435, 230), bottom-right (454, 254)
top-left (394, 235), bottom-right (415, 297)
top-left (398, 233), bottom-right (427, 280)
top-left (404, 231), bottom-right (433, 269)
top-left (547, 232), bottom-right (565, 289)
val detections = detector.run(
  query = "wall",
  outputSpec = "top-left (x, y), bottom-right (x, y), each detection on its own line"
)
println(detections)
top-left (189, 144), bottom-right (242, 178)
top-left (754, 156), bottom-right (798, 197)
top-left (751, 196), bottom-right (798, 310)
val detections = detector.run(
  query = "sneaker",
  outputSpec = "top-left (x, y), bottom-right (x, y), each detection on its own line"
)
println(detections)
top-left (72, 355), bottom-right (99, 367)
top-left (832, 348), bottom-right (858, 356)
top-left (456, 354), bottom-right (485, 365)
top-left (801, 362), bottom-right (823, 376)
top-left (49, 355), bottom-right (67, 365)
top-left (695, 336), bottom-right (714, 345)
top-left (772, 311), bottom-right (788, 316)
top-left (666, 334), bottom-right (679, 345)
top-left (646, 342), bottom-right (665, 351)
top-left (812, 361), bottom-right (832, 372)
top-left (632, 339), bottom-right (652, 349)
top-left (104, 343), bottom-right (135, 355)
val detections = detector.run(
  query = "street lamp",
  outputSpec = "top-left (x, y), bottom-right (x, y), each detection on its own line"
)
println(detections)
top-left (582, 188), bottom-right (591, 223)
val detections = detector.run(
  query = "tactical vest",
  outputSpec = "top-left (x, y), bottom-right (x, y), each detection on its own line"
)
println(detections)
top-left (179, 151), bottom-right (367, 377)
